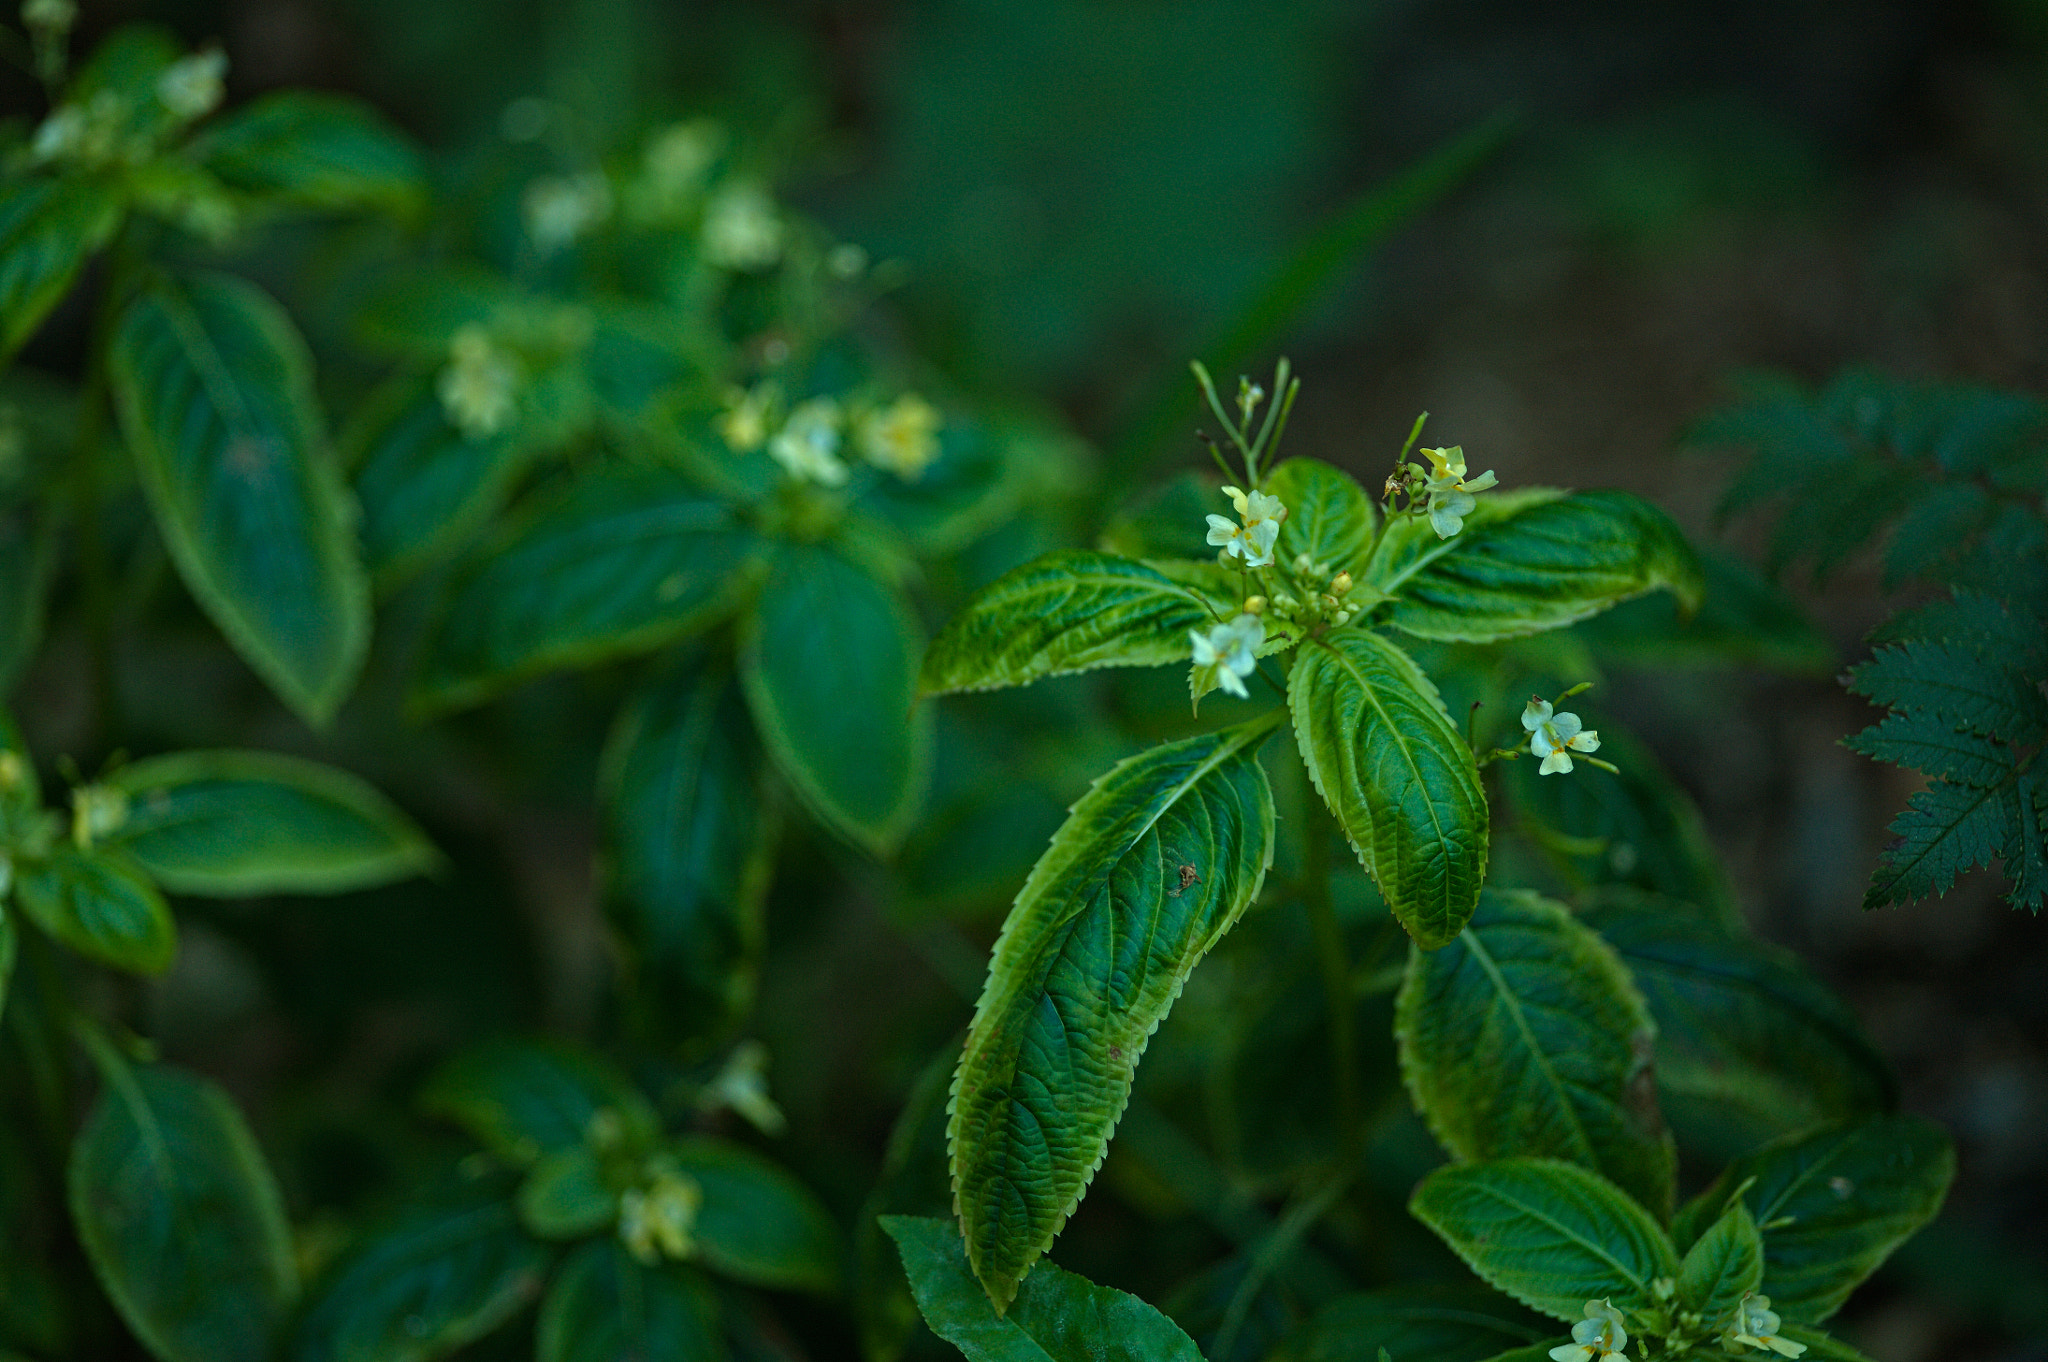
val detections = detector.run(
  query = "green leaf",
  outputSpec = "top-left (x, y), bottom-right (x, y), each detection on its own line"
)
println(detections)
top-left (1846, 640), bottom-right (2048, 741)
top-left (193, 91), bottom-right (426, 214)
top-left (103, 749), bottom-right (435, 897)
top-left (0, 498), bottom-right (56, 692)
top-left (1581, 895), bottom-right (1893, 1145)
top-left (15, 847), bottom-right (175, 974)
top-left (419, 1040), bottom-right (655, 1167)
top-left (919, 551), bottom-right (1225, 697)
top-left (1775, 1324), bottom-right (1877, 1361)
top-left (109, 271), bottom-right (370, 726)
top-left (518, 1147), bottom-right (617, 1241)
top-left (1289, 630), bottom-right (1487, 948)
top-left (1844, 713), bottom-right (2011, 787)
top-left (740, 544), bottom-right (929, 855)
top-left (0, 178), bottom-right (120, 363)
top-left (601, 654), bottom-right (771, 1048)
top-left (948, 719), bottom-right (1278, 1311)
top-left (1265, 458), bottom-right (1376, 577)
top-left (1863, 780), bottom-right (2008, 910)
top-left (1674, 1201), bottom-right (1763, 1324)
top-left (666, 1137), bottom-right (838, 1293)
top-left (536, 1240), bottom-right (724, 1362)
top-left (413, 470), bottom-right (760, 715)
top-left (1396, 889), bottom-right (1675, 1216)
top-left (1681, 1116), bottom-right (1954, 1322)
top-left (1408, 1158), bottom-right (1680, 1322)
top-left (294, 1175), bottom-right (552, 1362)
top-left (883, 1214), bottom-right (1203, 1362)
top-left (1576, 546), bottom-right (1834, 675)
top-left (68, 1062), bottom-right (298, 1362)
top-left (1271, 1285), bottom-right (1547, 1362)
top-left (1367, 490), bottom-right (1703, 644)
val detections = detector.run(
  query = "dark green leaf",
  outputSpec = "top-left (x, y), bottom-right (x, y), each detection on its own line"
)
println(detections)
top-left (0, 498), bottom-right (55, 692)
top-left (601, 655), bottom-right (771, 1048)
top-left (667, 1137), bottom-right (838, 1293)
top-left (1265, 458), bottom-right (1375, 577)
top-left (194, 91), bottom-right (425, 213)
top-left (1271, 1285), bottom-right (1546, 1362)
top-left (536, 1240), bottom-right (724, 1362)
top-left (1776, 1324), bottom-right (1877, 1361)
top-left (1408, 1159), bottom-right (1680, 1321)
top-left (1881, 482), bottom-right (1991, 588)
top-left (104, 749), bottom-right (435, 897)
top-left (294, 1176), bottom-right (552, 1362)
top-left (1289, 630), bottom-right (1487, 948)
top-left (0, 178), bottom-right (121, 362)
top-left (15, 847), bottom-right (175, 974)
top-left (919, 551), bottom-right (1224, 697)
top-left (109, 271), bottom-right (369, 725)
top-left (1577, 546), bottom-right (1833, 675)
top-left (1681, 1116), bottom-right (1954, 1322)
top-left (69, 1062), bottom-right (297, 1362)
top-left (1674, 1201), bottom-right (1762, 1324)
top-left (741, 544), bottom-right (929, 854)
top-left (883, 1214), bottom-right (1203, 1360)
top-left (949, 719), bottom-right (1278, 1311)
top-left (1397, 889), bottom-right (1675, 1216)
top-left (414, 469), bottom-right (759, 714)
top-left (518, 1147), bottom-right (617, 1241)
top-left (1845, 714), bottom-right (2011, 787)
top-left (419, 1040), bottom-right (654, 1167)
top-left (1864, 780), bottom-right (2007, 910)
top-left (1845, 640), bottom-right (2047, 742)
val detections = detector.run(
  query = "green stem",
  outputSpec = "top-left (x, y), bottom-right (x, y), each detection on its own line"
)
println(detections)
top-left (1299, 775), bottom-right (1361, 1163)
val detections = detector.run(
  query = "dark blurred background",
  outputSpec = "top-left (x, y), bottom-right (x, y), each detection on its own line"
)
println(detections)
top-left (16, 1), bottom-right (2048, 1357)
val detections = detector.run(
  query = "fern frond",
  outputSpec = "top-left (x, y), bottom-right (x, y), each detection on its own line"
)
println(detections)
top-left (1845, 640), bottom-right (2048, 742)
top-left (1845, 714), bottom-right (2012, 787)
top-left (1865, 780), bottom-right (2009, 910)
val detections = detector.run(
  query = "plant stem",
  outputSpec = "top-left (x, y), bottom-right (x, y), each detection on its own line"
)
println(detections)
top-left (1299, 768), bottom-right (1361, 1163)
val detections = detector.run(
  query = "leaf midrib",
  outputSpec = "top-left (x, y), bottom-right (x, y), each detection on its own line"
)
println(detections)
top-left (1460, 927), bottom-right (1597, 1165)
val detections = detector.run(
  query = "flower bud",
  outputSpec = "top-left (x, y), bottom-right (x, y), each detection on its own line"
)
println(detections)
top-left (1242, 595), bottom-right (1267, 615)
top-left (1331, 571), bottom-right (1353, 596)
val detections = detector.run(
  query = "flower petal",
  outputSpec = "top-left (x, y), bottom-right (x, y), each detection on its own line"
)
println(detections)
top-left (1522, 698), bottom-right (1552, 730)
top-left (1550, 711), bottom-right (1582, 742)
top-left (1540, 749), bottom-right (1574, 775)
top-left (1569, 729), bottom-right (1600, 753)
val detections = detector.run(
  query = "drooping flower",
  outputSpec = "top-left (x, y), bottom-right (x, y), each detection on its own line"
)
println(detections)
top-left (1191, 613), bottom-right (1265, 699)
top-left (767, 397), bottom-right (849, 486)
top-left (1417, 444), bottom-right (1498, 539)
top-left (437, 325), bottom-right (520, 439)
top-left (1549, 1299), bottom-right (1629, 1362)
top-left (856, 394), bottom-right (942, 480)
top-left (1523, 696), bottom-right (1602, 775)
top-left (1205, 484), bottom-right (1286, 568)
top-left (1725, 1294), bottom-right (1807, 1357)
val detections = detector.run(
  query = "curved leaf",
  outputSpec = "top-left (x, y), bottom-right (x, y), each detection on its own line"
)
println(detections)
top-left (948, 718), bottom-right (1278, 1311)
top-left (741, 544), bottom-right (929, 855)
top-left (1408, 1159), bottom-right (1680, 1321)
top-left (1289, 630), bottom-right (1487, 948)
top-left (919, 551), bottom-right (1224, 697)
top-left (0, 178), bottom-right (121, 362)
top-left (294, 1176), bottom-right (551, 1362)
top-left (666, 1137), bottom-right (839, 1293)
top-left (883, 1215), bottom-right (1203, 1362)
top-left (1367, 489), bottom-right (1703, 643)
top-left (1675, 1201), bottom-right (1763, 1325)
top-left (1776, 1324), bottom-right (1878, 1361)
top-left (536, 1240), bottom-right (724, 1362)
top-left (68, 1062), bottom-right (298, 1362)
top-left (1677, 1116), bottom-right (1953, 1322)
top-left (104, 750), bottom-right (435, 897)
top-left (518, 1147), bottom-right (616, 1241)
top-left (412, 469), bottom-right (761, 714)
top-left (15, 847), bottom-right (175, 974)
top-left (109, 271), bottom-right (369, 725)
top-left (419, 1039), bottom-right (654, 1167)
top-left (1397, 889), bottom-right (1676, 1216)
top-left (194, 91), bottom-right (426, 213)
top-left (1265, 457), bottom-right (1376, 577)
top-left (1272, 1285), bottom-right (1546, 1362)
top-left (601, 654), bottom-right (771, 1048)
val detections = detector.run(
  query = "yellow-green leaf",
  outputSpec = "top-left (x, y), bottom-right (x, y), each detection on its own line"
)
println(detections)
top-left (1265, 457), bottom-right (1376, 577)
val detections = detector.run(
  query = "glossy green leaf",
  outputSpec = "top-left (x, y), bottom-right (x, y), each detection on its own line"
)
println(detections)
top-left (419, 1040), bottom-right (655, 1167)
top-left (948, 719), bottom-right (1277, 1311)
top-left (413, 469), bottom-right (759, 714)
top-left (194, 91), bottom-right (426, 213)
top-left (1677, 1116), bottom-right (1954, 1322)
top-left (1582, 895), bottom-right (1893, 1146)
top-left (536, 1240), bottom-right (724, 1362)
top-left (1367, 489), bottom-right (1703, 643)
top-left (518, 1146), bottom-right (617, 1241)
top-left (883, 1215), bottom-right (1203, 1362)
top-left (601, 655), bottom-right (771, 1049)
top-left (1289, 630), bottom-right (1487, 948)
top-left (68, 1062), bottom-right (298, 1362)
top-left (1265, 457), bottom-right (1376, 577)
top-left (919, 551), bottom-right (1225, 697)
top-left (103, 749), bottom-right (435, 897)
top-left (1396, 889), bottom-right (1675, 1216)
top-left (109, 271), bottom-right (369, 725)
top-left (1271, 1285), bottom-right (1547, 1362)
top-left (667, 1137), bottom-right (839, 1293)
top-left (294, 1176), bottom-right (552, 1362)
top-left (15, 847), bottom-right (175, 974)
top-left (1675, 1201), bottom-right (1763, 1324)
top-left (1408, 1158), bottom-right (1681, 1321)
top-left (0, 178), bottom-right (121, 362)
top-left (741, 544), bottom-right (929, 855)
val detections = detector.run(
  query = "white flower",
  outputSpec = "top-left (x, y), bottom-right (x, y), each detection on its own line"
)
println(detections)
top-left (156, 48), bottom-right (227, 121)
top-left (856, 394), bottom-right (942, 480)
top-left (768, 397), bottom-right (849, 486)
top-left (1419, 445), bottom-right (1498, 539)
top-left (522, 171), bottom-right (613, 253)
top-left (1204, 484), bottom-right (1287, 568)
top-left (1725, 1294), bottom-right (1806, 1358)
top-left (437, 325), bottom-right (520, 439)
top-left (1523, 697), bottom-right (1601, 775)
top-left (617, 1162), bottom-right (702, 1266)
top-left (702, 182), bottom-right (783, 270)
top-left (642, 120), bottom-right (721, 199)
top-left (1191, 613), bottom-right (1265, 699)
top-left (717, 382), bottom-right (778, 452)
top-left (1549, 1299), bottom-right (1629, 1362)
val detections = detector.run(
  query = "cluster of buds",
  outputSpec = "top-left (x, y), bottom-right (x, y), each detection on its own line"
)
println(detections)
top-left (28, 44), bottom-right (227, 171)
top-left (718, 385), bottom-right (944, 487)
top-left (70, 784), bottom-right (129, 850)
top-left (438, 325), bottom-right (522, 440)
top-left (1259, 555), bottom-right (1361, 629)
top-left (617, 1155), bottom-right (704, 1266)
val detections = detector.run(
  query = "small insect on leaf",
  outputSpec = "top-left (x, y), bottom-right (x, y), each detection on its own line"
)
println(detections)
top-left (1164, 847), bottom-right (1200, 898)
